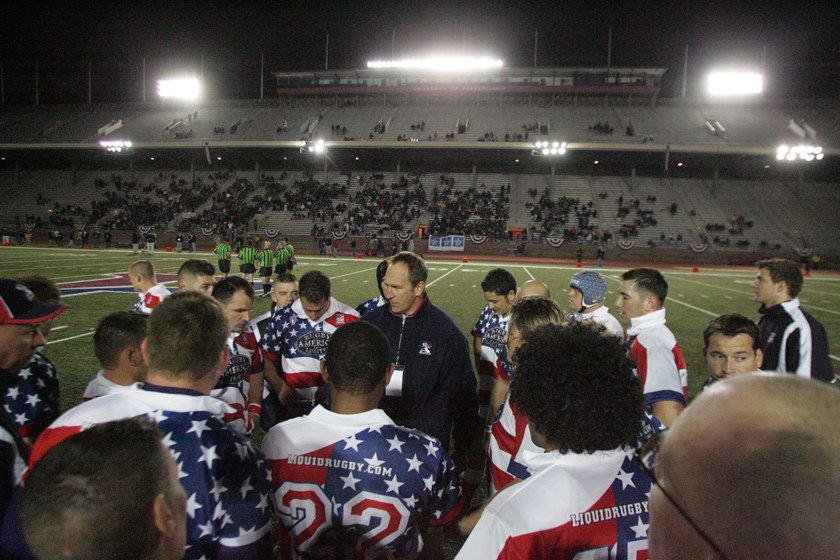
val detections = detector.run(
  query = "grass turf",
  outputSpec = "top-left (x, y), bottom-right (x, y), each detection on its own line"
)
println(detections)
top-left (2, 245), bottom-right (839, 407)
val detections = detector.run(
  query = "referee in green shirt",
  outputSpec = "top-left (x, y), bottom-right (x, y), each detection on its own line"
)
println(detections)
top-left (214, 239), bottom-right (232, 278)
top-left (238, 240), bottom-right (259, 285)
top-left (257, 241), bottom-right (275, 296)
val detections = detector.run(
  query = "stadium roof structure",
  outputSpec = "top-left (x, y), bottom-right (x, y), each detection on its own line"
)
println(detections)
top-left (273, 66), bottom-right (667, 102)
top-left (0, 64), bottom-right (837, 180)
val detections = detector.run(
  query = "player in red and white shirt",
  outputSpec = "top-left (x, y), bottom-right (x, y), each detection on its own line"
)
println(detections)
top-left (83, 311), bottom-right (148, 401)
top-left (128, 260), bottom-right (171, 313)
top-left (211, 277), bottom-right (265, 434)
top-left (472, 268), bottom-right (516, 421)
top-left (260, 270), bottom-right (358, 422)
top-left (616, 268), bottom-right (687, 427)
top-left (485, 297), bottom-right (562, 496)
top-left (263, 320), bottom-right (463, 558)
top-left (458, 322), bottom-right (652, 560)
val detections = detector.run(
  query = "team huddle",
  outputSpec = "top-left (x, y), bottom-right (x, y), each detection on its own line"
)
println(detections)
top-left (0, 252), bottom-right (837, 560)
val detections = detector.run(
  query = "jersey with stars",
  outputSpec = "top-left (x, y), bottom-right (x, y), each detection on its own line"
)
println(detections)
top-left (3, 352), bottom-right (61, 445)
top-left (262, 405), bottom-right (464, 558)
top-left (457, 448), bottom-right (652, 559)
top-left (29, 384), bottom-right (272, 560)
top-left (259, 297), bottom-right (359, 401)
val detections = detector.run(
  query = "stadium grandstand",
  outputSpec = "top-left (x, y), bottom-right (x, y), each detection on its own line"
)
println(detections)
top-left (1, 62), bottom-right (838, 266)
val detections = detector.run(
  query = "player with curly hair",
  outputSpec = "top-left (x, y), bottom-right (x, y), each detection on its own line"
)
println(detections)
top-left (457, 322), bottom-right (652, 559)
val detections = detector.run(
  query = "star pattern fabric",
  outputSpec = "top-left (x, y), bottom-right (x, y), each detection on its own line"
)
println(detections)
top-left (471, 305), bottom-right (511, 419)
top-left (457, 449), bottom-right (653, 559)
top-left (29, 385), bottom-right (272, 560)
top-left (3, 352), bottom-right (61, 445)
top-left (262, 406), bottom-right (463, 558)
top-left (259, 297), bottom-right (358, 402)
top-left (356, 296), bottom-right (386, 317)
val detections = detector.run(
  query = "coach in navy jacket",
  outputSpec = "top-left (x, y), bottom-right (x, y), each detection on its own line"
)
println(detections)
top-left (361, 252), bottom-right (483, 463)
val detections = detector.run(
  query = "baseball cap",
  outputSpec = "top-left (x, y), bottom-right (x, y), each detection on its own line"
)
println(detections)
top-left (569, 271), bottom-right (607, 308)
top-left (0, 278), bottom-right (69, 325)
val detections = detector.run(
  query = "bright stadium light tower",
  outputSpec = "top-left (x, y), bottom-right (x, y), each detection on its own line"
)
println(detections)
top-left (776, 144), bottom-right (824, 162)
top-left (707, 71), bottom-right (763, 96)
top-left (157, 78), bottom-right (202, 101)
top-left (532, 140), bottom-right (567, 156)
top-left (99, 140), bottom-right (134, 154)
top-left (366, 56), bottom-right (503, 72)
top-left (300, 139), bottom-right (326, 154)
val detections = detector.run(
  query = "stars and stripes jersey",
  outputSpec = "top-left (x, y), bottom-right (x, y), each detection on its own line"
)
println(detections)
top-left (456, 449), bottom-right (651, 560)
top-left (82, 370), bottom-right (142, 401)
top-left (211, 328), bottom-right (265, 434)
top-left (262, 405), bottom-right (464, 559)
top-left (625, 309), bottom-right (688, 407)
top-left (260, 298), bottom-right (359, 401)
top-left (568, 306), bottom-right (624, 339)
top-left (29, 384), bottom-right (272, 560)
top-left (487, 394), bottom-right (543, 495)
top-left (3, 352), bottom-right (61, 446)
top-left (132, 283), bottom-right (172, 314)
top-left (356, 296), bottom-right (387, 317)
top-left (471, 306), bottom-right (511, 419)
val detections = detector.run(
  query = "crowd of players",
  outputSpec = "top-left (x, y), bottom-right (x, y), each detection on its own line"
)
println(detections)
top-left (0, 250), bottom-right (837, 559)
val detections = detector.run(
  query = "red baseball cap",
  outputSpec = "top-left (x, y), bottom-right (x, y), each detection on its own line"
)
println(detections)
top-left (0, 278), bottom-right (69, 324)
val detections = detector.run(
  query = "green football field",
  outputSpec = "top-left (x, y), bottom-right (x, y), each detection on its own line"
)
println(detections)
top-left (2, 245), bottom-right (839, 409)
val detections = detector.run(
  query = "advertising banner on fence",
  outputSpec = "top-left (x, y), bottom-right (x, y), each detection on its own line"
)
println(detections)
top-left (428, 235), bottom-right (465, 252)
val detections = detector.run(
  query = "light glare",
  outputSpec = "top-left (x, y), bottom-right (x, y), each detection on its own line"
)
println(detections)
top-left (707, 72), bottom-right (763, 96)
top-left (366, 57), bottom-right (503, 71)
top-left (157, 78), bottom-right (201, 100)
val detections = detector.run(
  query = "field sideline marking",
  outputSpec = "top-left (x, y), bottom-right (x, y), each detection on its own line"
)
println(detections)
top-left (522, 266), bottom-right (536, 280)
top-left (47, 330), bottom-right (95, 345)
top-left (427, 264), bottom-right (463, 287)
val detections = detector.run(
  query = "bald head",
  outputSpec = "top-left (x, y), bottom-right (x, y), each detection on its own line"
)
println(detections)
top-left (516, 279), bottom-right (551, 301)
top-left (650, 373), bottom-right (840, 560)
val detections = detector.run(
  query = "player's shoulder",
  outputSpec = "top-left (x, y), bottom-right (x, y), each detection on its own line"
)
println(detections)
top-left (51, 391), bottom-right (142, 426)
top-left (332, 298), bottom-right (361, 319)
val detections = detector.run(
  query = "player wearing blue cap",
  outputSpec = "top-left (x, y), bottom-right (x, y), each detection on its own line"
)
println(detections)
top-left (567, 270), bottom-right (623, 338)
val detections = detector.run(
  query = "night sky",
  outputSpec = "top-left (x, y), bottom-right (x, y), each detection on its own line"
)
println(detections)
top-left (1, 0), bottom-right (838, 104)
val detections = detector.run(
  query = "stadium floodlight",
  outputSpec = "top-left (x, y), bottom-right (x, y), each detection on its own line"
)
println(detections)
top-left (157, 78), bottom-right (201, 101)
top-left (99, 140), bottom-right (134, 154)
top-left (776, 144), bottom-right (824, 162)
top-left (707, 71), bottom-right (763, 96)
top-left (300, 139), bottom-right (326, 154)
top-left (366, 57), bottom-right (503, 71)
top-left (533, 140), bottom-right (566, 156)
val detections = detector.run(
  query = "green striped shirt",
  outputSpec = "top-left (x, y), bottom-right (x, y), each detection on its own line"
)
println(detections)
top-left (238, 246), bottom-right (258, 264)
top-left (214, 242), bottom-right (231, 260)
top-left (275, 246), bottom-right (289, 264)
top-left (257, 249), bottom-right (274, 268)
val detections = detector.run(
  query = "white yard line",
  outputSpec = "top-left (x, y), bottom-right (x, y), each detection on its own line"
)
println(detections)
top-left (427, 264), bottom-right (463, 287)
top-left (522, 266), bottom-right (536, 280)
top-left (47, 330), bottom-right (95, 345)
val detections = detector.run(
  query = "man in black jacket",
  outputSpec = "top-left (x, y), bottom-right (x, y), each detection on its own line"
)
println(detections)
top-left (752, 258), bottom-right (834, 383)
top-left (361, 252), bottom-right (483, 473)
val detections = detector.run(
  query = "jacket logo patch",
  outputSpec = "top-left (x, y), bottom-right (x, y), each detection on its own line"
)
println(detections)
top-left (419, 342), bottom-right (432, 356)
